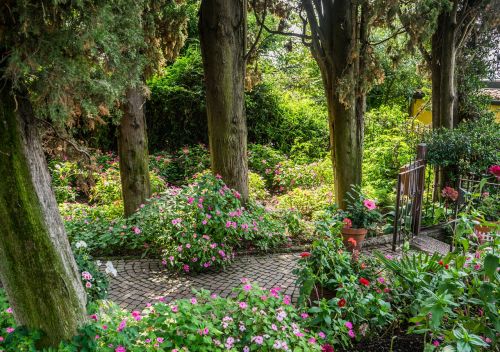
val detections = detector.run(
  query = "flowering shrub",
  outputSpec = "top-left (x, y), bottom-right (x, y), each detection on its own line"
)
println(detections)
top-left (0, 283), bottom-right (327, 351)
top-left (248, 171), bottom-right (269, 200)
top-left (73, 241), bottom-right (110, 303)
top-left (143, 174), bottom-right (288, 272)
top-left (48, 160), bottom-right (87, 203)
top-left (375, 214), bottom-right (499, 351)
top-left (294, 234), bottom-right (395, 349)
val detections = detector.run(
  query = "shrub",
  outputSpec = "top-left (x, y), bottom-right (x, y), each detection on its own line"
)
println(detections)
top-left (149, 144), bottom-right (210, 185)
top-left (0, 282), bottom-right (329, 351)
top-left (48, 160), bottom-right (88, 203)
top-left (274, 185), bottom-right (335, 219)
top-left (294, 234), bottom-right (395, 349)
top-left (248, 144), bottom-right (288, 191)
top-left (73, 242), bottom-right (110, 303)
top-left (90, 161), bottom-right (166, 206)
top-left (363, 105), bottom-right (421, 205)
top-left (425, 117), bottom-right (500, 177)
top-left (248, 171), bottom-right (269, 200)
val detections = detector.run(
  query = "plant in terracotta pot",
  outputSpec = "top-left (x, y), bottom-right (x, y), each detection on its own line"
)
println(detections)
top-left (342, 187), bottom-right (382, 251)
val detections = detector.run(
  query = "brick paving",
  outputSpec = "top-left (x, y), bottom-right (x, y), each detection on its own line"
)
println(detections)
top-left (98, 241), bottom-right (408, 311)
top-left (99, 253), bottom-right (301, 311)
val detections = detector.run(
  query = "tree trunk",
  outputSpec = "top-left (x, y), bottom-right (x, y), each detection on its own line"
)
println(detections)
top-left (199, 0), bottom-right (249, 203)
top-left (118, 86), bottom-right (152, 217)
top-left (431, 12), bottom-right (457, 130)
top-left (311, 0), bottom-right (363, 209)
top-left (0, 83), bottom-right (87, 347)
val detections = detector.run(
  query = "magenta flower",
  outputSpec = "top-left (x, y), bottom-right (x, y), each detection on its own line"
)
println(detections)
top-left (239, 302), bottom-right (248, 309)
top-left (191, 298), bottom-right (198, 304)
top-left (6, 327), bottom-right (14, 334)
top-left (183, 264), bottom-right (190, 272)
top-left (363, 199), bottom-right (376, 210)
top-left (157, 337), bottom-right (164, 343)
top-left (117, 319), bottom-right (126, 332)
top-left (243, 284), bottom-right (252, 291)
top-left (6, 307), bottom-right (13, 314)
top-left (348, 329), bottom-right (355, 338)
top-left (115, 346), bottom-right (126, 352)
top-left (318, 332), bottom-right (326, 339)
top-left (345, 321), bottom-right (353, 329)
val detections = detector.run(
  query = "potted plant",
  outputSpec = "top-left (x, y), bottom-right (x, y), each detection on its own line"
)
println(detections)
top-left (341, 187), bottom-right (382, 251)
top-left (473, 191), bottom-right (499, 242)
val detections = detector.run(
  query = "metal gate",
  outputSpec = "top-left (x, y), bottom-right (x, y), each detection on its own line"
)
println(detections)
top-left (392, 144), bottom-right (427, 251)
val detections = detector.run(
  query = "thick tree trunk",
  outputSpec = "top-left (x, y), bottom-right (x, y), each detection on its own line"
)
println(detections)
top-left (199, 0), bottom-right (249, 203)
top-left (0, 84), bottom-right (87, 347)
top-left (118, 86), bottom-right (151, 217)
top-left (312, 0), bottom-right (363, 209)
top-left (431, 12), bottom-right (457, 130)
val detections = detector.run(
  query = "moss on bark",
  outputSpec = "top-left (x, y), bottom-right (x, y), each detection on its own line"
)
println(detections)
top-left (0, 86), bottom-right (87, 347)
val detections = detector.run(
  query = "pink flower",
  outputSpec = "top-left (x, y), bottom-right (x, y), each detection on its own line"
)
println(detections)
top-left (363, 199), bottom-right (377, 210)
top-left (239, 302), bottom-right (248, 309)
top-left (348, 329), bottom-right (355, 338)
top-left (345, 321), bottom-right (353, 329)
top-left (117, 319), bottom-right (126, 332)
top-left (187, 197), bottom-right (194, 204)
top-left (186, 243), bottom-right (191, 249)
top-left (183, 265), bottom-right (190, 272)
top-left (283, 295), bottom-right (291, 305)
top-left (171, 305), bottom-right (178, 312)
top-left (309, 337), bottom-right (316, 344)
top-left (243, 284), bottom-right (252, 291)
top-left (489, 165), bottom-right (500, 179)
top-left (132, 226), bottom-right (141, 235)
top-left (90, 314), bottom-right (98, 321)
top-left (442, 187), bottom-right (458, 202)
top-left (5, 308), bottom-right (12, 314)
top-left (157, 337), bottom-right (164, 343)
top-left (85, 281), bottom-right (92, 288)
top-left (301, 313), bottom-right (309, 319)
top-left (6, 327), bottom-right (14, 334)
top-left (253, 336), bottom-right (264, 345)
top-left (318, 332), bottom-right (326, 339)
top-left (433, 340), bottom-right (440, 347)
top-left (377, 277), bottom-right (385, 284)
top-left (115, 346), bottom-right (126, 352)
top-left (343, 218), bottom-right (352, 229)
top-left (191, 298), bottom-right (198, 304)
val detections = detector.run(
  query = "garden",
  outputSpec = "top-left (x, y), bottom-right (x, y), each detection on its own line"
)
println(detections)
top-left (0, 0), bottom-right (499, 351)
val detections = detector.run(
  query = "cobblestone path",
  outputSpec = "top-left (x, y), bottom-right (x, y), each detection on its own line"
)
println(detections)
top-left (100, 253), bottom-right (300, 311)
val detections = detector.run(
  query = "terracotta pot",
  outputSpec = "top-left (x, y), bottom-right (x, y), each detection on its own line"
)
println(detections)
top-left (474, 223), bottom-right (498, 243)
top-left (341, 227), bottom-right (368, 252)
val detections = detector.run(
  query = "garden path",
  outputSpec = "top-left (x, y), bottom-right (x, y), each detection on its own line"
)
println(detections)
top-left (98, 243), bottom-right (398, 311)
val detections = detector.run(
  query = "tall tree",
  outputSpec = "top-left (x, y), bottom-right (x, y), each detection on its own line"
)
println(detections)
top-left (119, 1), bottom-right (188, 216)
top-left (397, 0), bottom-right (492, 129)
top-left (199, 0), bottom-right (249, 202)
top-left (0, 0), bottom-right (145, 345)
top-left (301, 0), bottom-right (373, 208)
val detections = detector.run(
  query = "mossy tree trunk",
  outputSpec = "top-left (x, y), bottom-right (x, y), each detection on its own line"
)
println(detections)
top-left (0, 83), bottom-right (87, 347)
top-left (199, 0), bottom-right (249, 203)
top-left (304, 0), bottom-right (366, 209)
top-left (118, 86), bottom-right (152, 217)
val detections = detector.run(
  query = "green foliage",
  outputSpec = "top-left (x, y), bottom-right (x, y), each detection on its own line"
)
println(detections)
top-left (248, 172), bottom-right (269, 200)
top-left (246, 82), bottom-right (329, 161)
top-left (147, 45), bottom-right (207, 151)
top-left (48, 160), bottom-right (86, 203)
top-left (294, 235), bottom-right (395, 349)
top-left (149, 144), bottom-right (210, 185)
top-left (0, 282), bottom-right (324, 351)
top-left (344, 187), bottom-right (382, 229)
top-left (425, 117), bottom-right (500, 177)
top-left (275, 185), bottom-right (335, 220)
top-left (363, 105), bottom-right (422, 205)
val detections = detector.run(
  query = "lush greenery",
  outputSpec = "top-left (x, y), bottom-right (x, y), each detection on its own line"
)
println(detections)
top-left (0, 283), bottom-right (330, 351)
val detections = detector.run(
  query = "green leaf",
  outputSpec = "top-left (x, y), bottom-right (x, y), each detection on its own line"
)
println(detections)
top-left (484, 254), bottom-right (499, 281)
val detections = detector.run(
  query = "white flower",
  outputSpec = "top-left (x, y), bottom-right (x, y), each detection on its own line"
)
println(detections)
top-left (105, 261), bottom-right (118, 277)
top-left (95, 260), bottom-right (102, 267)
top-left (75, 240), bottom-right (87, 249)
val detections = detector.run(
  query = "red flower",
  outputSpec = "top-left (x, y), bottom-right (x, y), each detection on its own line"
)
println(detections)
top-left (489, 165), bottom-right (500, 179)
top-left (321, 344), bottom-right (335, 352)
top-left (347, 237), bottom-right (357, 247)
top-left (445, 264), bottom-right (449, 269)
top-left (438, 260), bottom-right (444, 266)
top-left (360, 262), bottom-right (367, 269)
top-left (441, 187), bottom-right (458, 202)
top-left (300, 252), bottom-right (311, 258)
top-left (338, 298), bottom-right (346, 307)
top-left (359, 278), bottom-right (370, 287)
top-left (343, 218), bottom-right (352, 229)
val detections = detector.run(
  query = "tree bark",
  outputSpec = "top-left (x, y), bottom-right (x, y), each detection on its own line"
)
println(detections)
top-left (199, 0), bottom-right (249, 203)
top-left (431, 11), bottom-right (457, 130)
top-left (118, 86), bottom-right (152, 217)
top-left (0, 83), bottom-right (87, 347)
top-left (307, 0), bottom-right (364, 209)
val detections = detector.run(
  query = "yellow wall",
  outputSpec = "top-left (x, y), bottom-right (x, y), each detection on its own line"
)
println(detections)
top-left (411, 98), bottom-right (500, 124)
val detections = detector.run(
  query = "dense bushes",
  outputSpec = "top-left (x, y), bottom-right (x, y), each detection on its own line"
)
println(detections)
top-left (0, 283), bottom-right (327, 351)
top-left (146, 46), bottom-right (329, 161)
top-left (64, 174), bottom-right (289, 270)
top-left (425, 117), bottom-right (500, 177)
